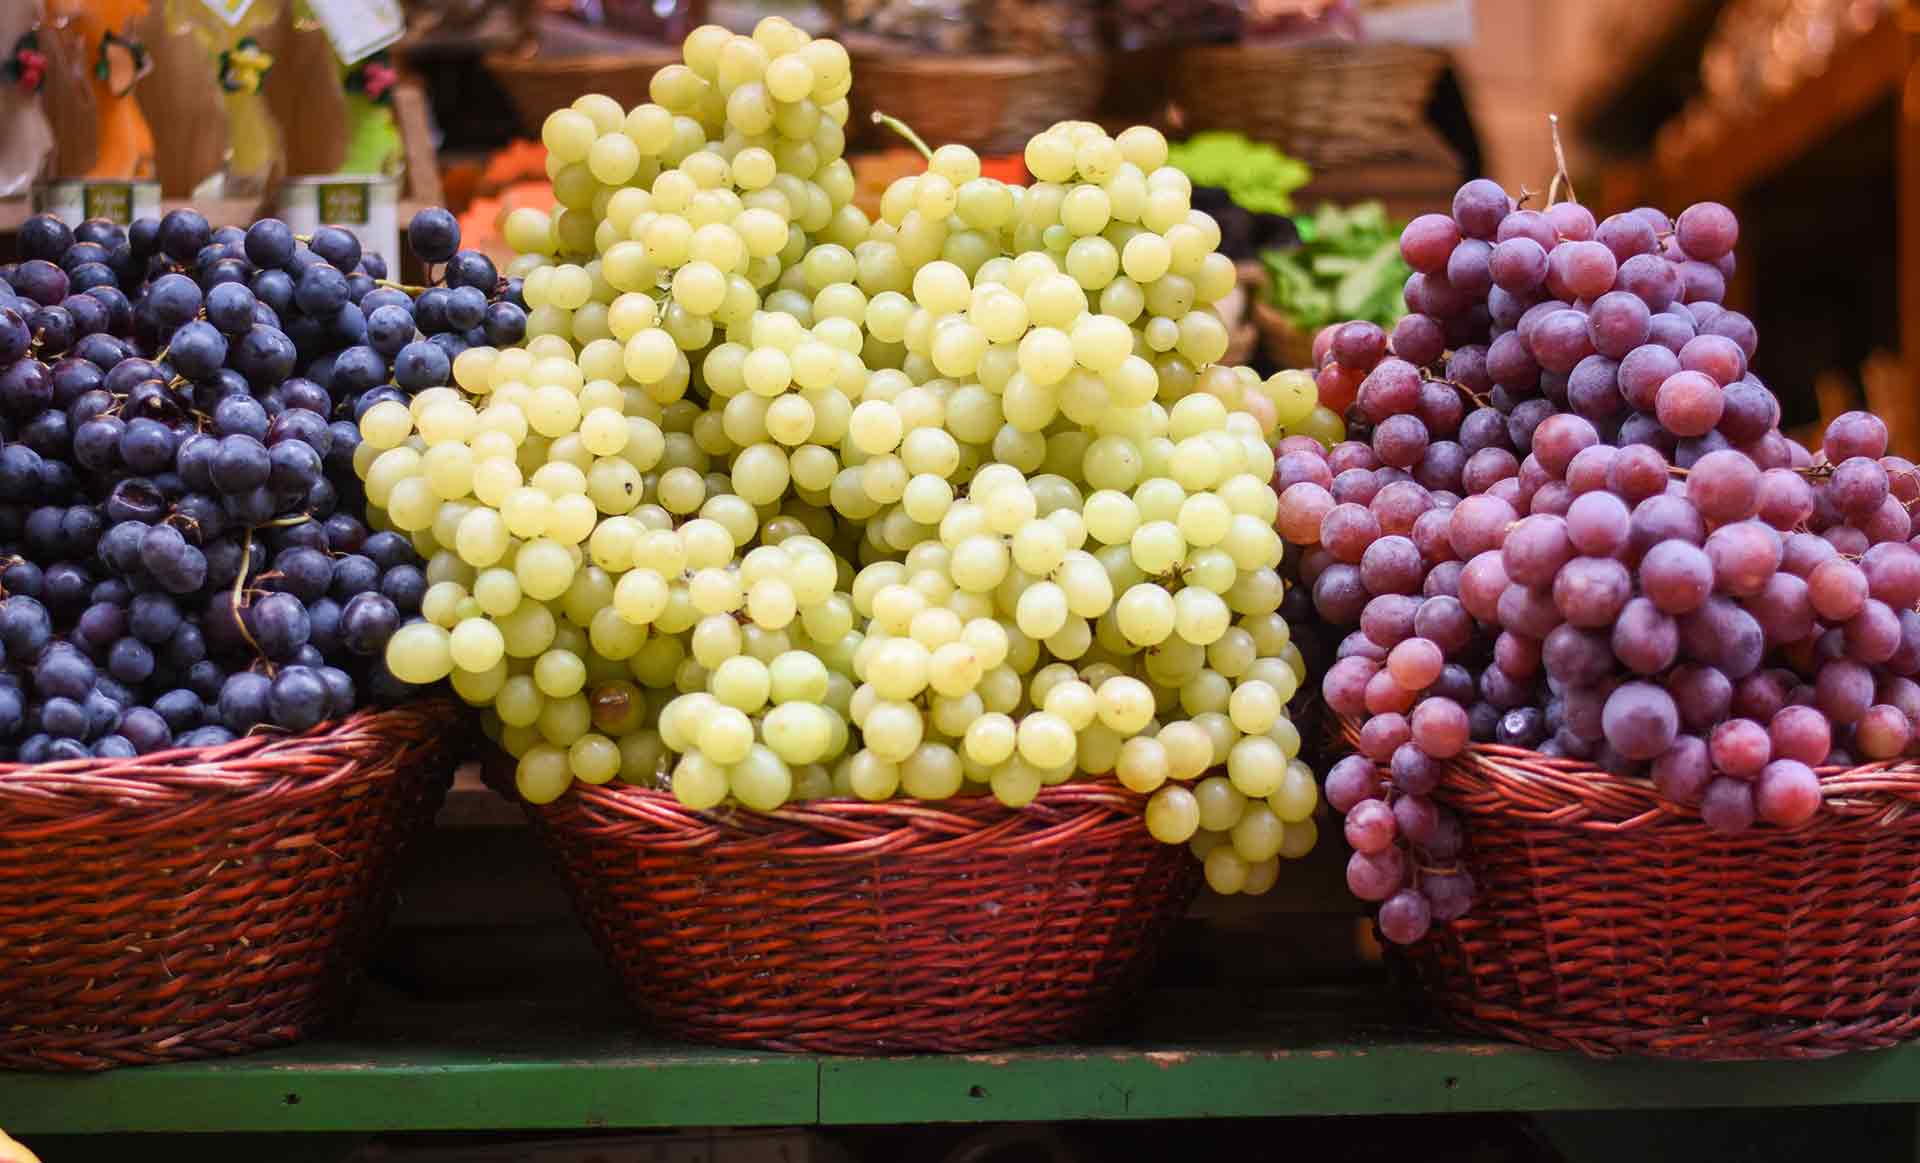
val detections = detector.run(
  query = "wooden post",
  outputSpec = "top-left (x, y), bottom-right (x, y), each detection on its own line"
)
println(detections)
top-left (1898, 1), bottom-right (1920, 458)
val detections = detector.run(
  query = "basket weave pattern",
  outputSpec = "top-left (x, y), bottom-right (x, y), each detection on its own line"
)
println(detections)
top-left (844, 45), bottom-right (1106, 157)
top-left (1351, 720), bottom-right (1920, 1059)
top-left (486, 48), bottom-right (682, 137)
top-left (1171, 42), bottom-right (1447, 168)
top-left (0, 702), bottom-right (463, 1071)
top-left (528, 779), bottom-right (1200, 1053)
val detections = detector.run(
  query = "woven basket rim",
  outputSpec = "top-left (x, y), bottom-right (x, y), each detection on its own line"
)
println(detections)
top-left (0, 700), bottom-right (463, 819)
top-left (1335, 713), bottom-right (1920, 831)
top-left (1175, 39), bottom-right (1448, 65)
top-left (484, 48), bottom-right (678, 72)
top-left (532, 775), bottom-right (1155, 860)
top-left (844, 46), bottom-right (1104, 73)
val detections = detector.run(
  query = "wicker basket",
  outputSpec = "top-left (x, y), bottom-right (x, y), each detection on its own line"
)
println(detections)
top-left (523, 777), bottom-right (1200, 1053)
top-left (486, 46), bottom-right (681, 138)
top-left (845, 38), bottom-right (1106, 157)
top-left (1251, 298), bottom-right (1317, 370)
top-left (0, 701), bottom-right (465, 1071)
top-left (1170, 41), bottom-right (1448, 168)
top-left (1238, 261), bottom-right (1318, 370)
top-left (1339, 718), bottom-right (1920, 1059)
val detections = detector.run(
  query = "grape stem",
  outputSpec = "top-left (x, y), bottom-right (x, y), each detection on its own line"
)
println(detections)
top-left (1425, 373), bottom-right (1488, 407)
top-left (1545, 113), bottom-right (1577, 206)
top-left (870, 111), bottom-right (934, 163)
top-left (230, 515), bottom-right (313, 672)
top-left (375, 278), bottom-right (434, 296)
top-left (231, 524), bottom-right (267, 668)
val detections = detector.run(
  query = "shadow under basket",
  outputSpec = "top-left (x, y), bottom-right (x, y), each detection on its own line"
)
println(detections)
top-left (1349, 719), bottom-right (1920, 1059)
top-left (0, 701), bottom-right (465, 1071)
top-left (523, 777), bottom-right (1200, 1053)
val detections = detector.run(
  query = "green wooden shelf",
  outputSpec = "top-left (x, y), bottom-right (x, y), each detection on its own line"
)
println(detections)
top-left (9, 984), bottom-right (1920, 1136)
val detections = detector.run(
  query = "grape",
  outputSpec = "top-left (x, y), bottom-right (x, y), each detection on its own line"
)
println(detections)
top-left (1529, 310), bottom-right (1596, 374)
top-left (1377, 889), bottom-right (1432, 944)
top-left (1400, 215), bottom-right (1462, 273)
top-left (1410, 697), bottom-right (1469, 757)
top-left (1754, 759), bottom-right (1820, 826)
top-left (1831, 456), bottom-right (1890, 519)
top-left (1700, 776), bottom-right (1755, 834)
top-left (1344, 798), bottom-right (1397, 854)
top-left (1359, 535), bottom-right (1424, 595)
top-left (1768, 704), bottom-right (1832, 765)
top-left (1553, 556), bottom-right (1631, 627)
top-left (1742, 572), bottom-right (1815, 644)
top-left (1611, 597), bottom-right (1678, 674)
top-left (1675, 201), bottom-right (1739, 261)
top-left (1325, 754), bottom-right (1381, 812)
top-left (1487, 236), bottom-right (1547, 295)
top-left (1451, 181), bottom-right (1510, 240)
top-left (1703, 521), bottom-right (1781, 597)
top-left (1501, 515), bottom-right (1573, 587)
top-left (1808, 557), bottom-right (1869, 622)
top-left (1824, 411), bottom-right (1889, 461)
top-left (1816, 659), bottom-right (1875, 724)
top-left (1602, 682), bottom-right (1679, 760)
top-left (1855, 704), bottom-right (1911, 759)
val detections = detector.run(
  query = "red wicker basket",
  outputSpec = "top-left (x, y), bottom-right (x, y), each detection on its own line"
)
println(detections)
top-left (523, 777), bottom-right (1200, 1053)
top-left (0, 701), bottom-right (465, 1071)
top-left (1340, 718), bottom-right (1920, 1059)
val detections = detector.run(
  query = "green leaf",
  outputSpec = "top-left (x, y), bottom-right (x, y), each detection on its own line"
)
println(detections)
top-left (1334, 241), bottom-right (1403, 318)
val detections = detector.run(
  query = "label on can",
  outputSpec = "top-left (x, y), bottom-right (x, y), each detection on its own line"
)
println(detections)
top-left (32, 181), bottom-right (163, 226)
top-left (279, 175), bottom-right (399, 271)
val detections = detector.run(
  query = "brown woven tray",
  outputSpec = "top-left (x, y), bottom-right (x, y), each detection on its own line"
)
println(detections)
top-left (1340, 717), bottom-right (1920, 1059)
top-left (523, 776), bottom-right (1200, 1053)
top-left (486, 47), bottom-right (681, 138)
top-left (0, 701), bottom-right (465, 1071)
top-left (844, 37), bottom-right (1106, 157)
top-left (1171, 41), bottom-right (1448, 168)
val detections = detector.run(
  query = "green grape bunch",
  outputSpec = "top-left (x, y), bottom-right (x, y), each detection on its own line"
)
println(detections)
top-left (359, 18), bottom-right (1341, 895)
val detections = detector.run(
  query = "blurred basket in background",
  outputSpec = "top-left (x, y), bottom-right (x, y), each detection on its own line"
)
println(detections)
top-left (487, 47), bottom-right (682, 137)
top-left (484, 11), bottom-right (682, 138)
top-left (844, 36), bottom-right (1106, 157)
top-left (1171, 41), bottom-right (1448, 167)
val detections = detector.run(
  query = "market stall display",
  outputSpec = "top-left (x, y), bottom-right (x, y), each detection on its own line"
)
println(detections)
top-left (1285, 169), bottom-right (1920, 1056)
top-left (4, 0), bottom-right (1913, 1113)
top-left (0, 200), bottom-right (521, 1067)
top-left (345, 19), bottom-right (1334, 1049)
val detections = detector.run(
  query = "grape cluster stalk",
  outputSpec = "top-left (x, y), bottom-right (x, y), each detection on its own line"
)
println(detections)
top-left (1276, 176), bottom-right (1920, 942)
top-left (0, 201), bottom-right (522, 759)
top-left (360, 19), bottom-right (1344, 895)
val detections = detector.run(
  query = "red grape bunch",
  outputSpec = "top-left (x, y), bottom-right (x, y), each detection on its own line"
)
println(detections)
top-left (1273, 178), bottom-right (1920, 945)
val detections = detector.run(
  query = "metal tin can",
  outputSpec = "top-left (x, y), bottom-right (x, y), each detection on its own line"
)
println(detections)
top-left (278, 174), bottom-right (399, 270)
top-left (32, 180), bottom-right (163, 226)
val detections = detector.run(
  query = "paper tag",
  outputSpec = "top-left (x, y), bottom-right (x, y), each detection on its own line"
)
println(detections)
top-left (302, 0), bottom-right (406, 64)
top-left (197, 0), bottom-right (261, 26)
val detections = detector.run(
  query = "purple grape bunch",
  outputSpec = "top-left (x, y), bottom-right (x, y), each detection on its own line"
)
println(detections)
top-left (0, 206), bottom-right (516, 761)
top-left (1274, 180), bottom-right (1920, 945)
